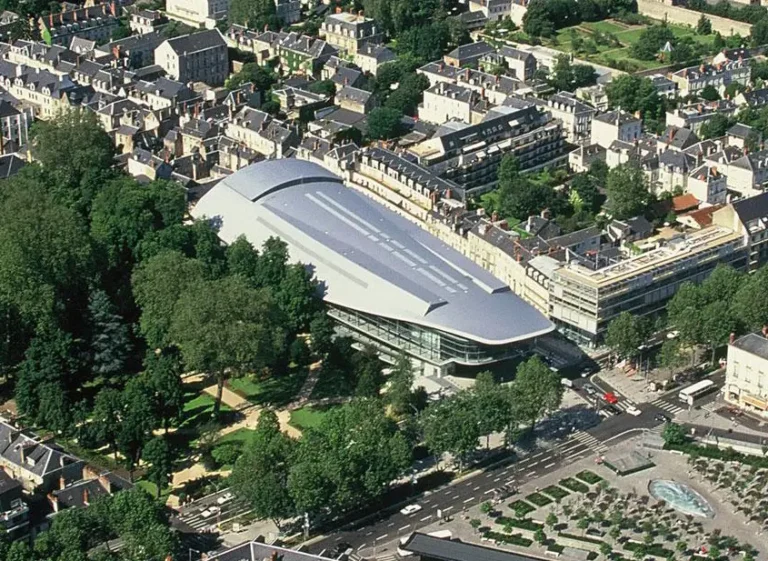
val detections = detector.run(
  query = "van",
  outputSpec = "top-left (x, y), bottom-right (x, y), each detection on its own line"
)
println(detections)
top-left (560, 378), bottom-right (573, 388)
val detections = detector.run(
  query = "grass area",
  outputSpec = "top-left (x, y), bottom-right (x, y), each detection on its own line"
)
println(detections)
top-left (559, 477), bottom-right (590, 493)
top-left (509, 500), bottom-right (537, 517)
top-left (218, 428), bottom-right (258, 447)
top-left (289, 405), bottom-right (333, 431)
top-left (229, 368), bottom-right (309, 407)
top-left (135, 479), bottom-right (172, 500)
top-left (310, 368), bottom-right (355, 400)
top-left (180, 391), bottom-right (233, 430)
top-left (575, 470), bottom-right (604, 485)
top-left (542, 485), bottom-right (570, 501)
top-left (581, 20), bottom-right (627, 34)
top-left (525, 492), bottom-right (553, 507)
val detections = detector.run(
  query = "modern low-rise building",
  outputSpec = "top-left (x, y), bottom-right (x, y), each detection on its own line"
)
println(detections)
top-left (191, 159), bottom-right (554, 375)
top-left (725, 333), bottom-right (768, 418)
top-left (166, 0), bottom-right (229, 27)
top-left (713, 192), bottom-right (768, 271)
top-left (155, 29), bottom-right (228, 85)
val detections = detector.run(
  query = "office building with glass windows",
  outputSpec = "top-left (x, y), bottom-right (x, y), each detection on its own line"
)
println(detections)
top-left (191, 159), bottom-right (553, 376)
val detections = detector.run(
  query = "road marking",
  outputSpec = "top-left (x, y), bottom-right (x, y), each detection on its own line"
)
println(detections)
top-left (398, 525), bottom-right (410, 532)
top-left (420, 515), bottom-right (432, 522)
top-left (493, 477), bottom-right (502, 482)
top-left (463, 497), bottom-right (475, 504)
top-left (484, 489), bottom-right (495, 494)
top-left (473, 485), bottom-right (481, 491)
top-left (358, 544), bottom-right (367, 550)
top-left (334, 536), bottom-right (343, 542)
top-left (567, 451), bottom-right (586, 460)
top-left (532, 452), bottom-right (544, 459)
top-left (502, 469), bottom-right (510, 475)
top-left (527, 471), bottom-right (536, 477)
top-left (423, 499), bottom-right (431, 504)
top-left (376, 534), bottom-right (388, 541)
top-left (529, 461), bottom-right (540, 467)
top-left (366, 531), bottom-right (373, 536)
top-left (545, 462), bottom-right (556, 468)
top-left (388, 522), bottom-right (394, 527)
top-left (443, 506), bottom-right (453, 513)
top-left (452, 495), bottom-right (460, 500)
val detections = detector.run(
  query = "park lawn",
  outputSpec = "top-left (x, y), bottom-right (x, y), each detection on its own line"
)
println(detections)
top-left (135, 479), bottom-right (172, 500)
top-left (614, 27), bottom-right (646, 45)
top-left (180, 392), bottom-right (232, 429)
top-left (229, 368), bottom-right (309, 407)
top-left (581, 20), bottom-right (627, 34)
top-left (218, 428), bottom-right (259, 447)
top-left (289, 406), bottom-right (333, 431)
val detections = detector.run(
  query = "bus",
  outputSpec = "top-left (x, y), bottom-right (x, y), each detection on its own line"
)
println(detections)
top-left (678, 379), bottom-right (715, 406)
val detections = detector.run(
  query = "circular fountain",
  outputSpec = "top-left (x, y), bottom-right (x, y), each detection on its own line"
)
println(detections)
top-left (648, 480), bottom-right (715, 519)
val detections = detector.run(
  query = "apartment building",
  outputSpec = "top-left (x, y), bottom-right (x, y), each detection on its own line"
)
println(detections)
top-left (591, 110), bottom-right (642, 150)
top-left (97, 31), bottom-right (165, 69)
top-left (418, 82), bottom-right (481, 125)
top-left (0, 100), bottom-right (30, 153)
top-left (127, 77), bottom-right (198, 112)
top-left (0, 65), bottom-right (90, 119)
top-left (320, 12), bottom-right (382, 53)
top-left (418, 62), bottom-right (521, 105)
top-left (155, 29), bottom-right (228, 85)
top-left (713, 192), bottom-right (768, 271)
top-left (549, 226), bottom-right (746, 344)
top-left (483, 45), bottom-right (537, 82)
top-left (468, 0), bottom-right (529, 25)
top-left (129, 9), bottom-right (166, 35)
top-left (686, 163), bottom-right (727, 205)
top-left (166, 0), bottom-right (229, 27)
top-left (275, 0), bottom-right (301, 25)
top-left (726, 148), bottom-right (768, 197)
top-left (354, 43), bottom-right (396, 76)
top-left (38, 3), bottom-right (121, 47)
top-left (665, 100), bottom-right (737, 134)
top-left (225, 106), bottom-right (298, 157)
top-left (539, 91), bottom-right (595, 143)
top-left (669, 60), bottom-right (751, 98)
top-left (443, 41), bottom-right (495, 68)
top-left (408, 103), bottom-right (566, 194)
top-left (725, 333), bottom-right (768, 418)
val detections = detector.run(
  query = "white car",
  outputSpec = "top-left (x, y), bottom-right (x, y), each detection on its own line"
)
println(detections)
top-left (400, 504), bottom-right (423, 516)
top-left (200, 506), bottom-right (221, 519)
top-left (626, 405), bottom-right (642, 417)
top-left (217, 492), bottom-right (234, 505)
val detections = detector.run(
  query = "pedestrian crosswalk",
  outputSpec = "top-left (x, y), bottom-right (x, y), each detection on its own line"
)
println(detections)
top-left (651, 398), bottom-right (687, 416)
top-left (571, 430), bottom-right (608, 454)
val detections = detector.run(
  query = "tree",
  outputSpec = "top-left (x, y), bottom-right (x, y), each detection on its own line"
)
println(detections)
top-left (231, 409), bottom-right (296, 526)
top-left (605, 162), bottom-right (650, 220)
top-left (353, 345), bottom-right (384, 398)
top-left (662, 422), bottom-right (689, 446)
top-left (659, 339), bottom-right (686, 375)
top-left (88, 289), bottom-right (130, 383)
top-left (132, 251), bottom-right (206, 349)
top-left (308, 79), bottom-right (337, 97)
top-left (512, 356), bottom-right (563, 431)
top-left (91, 388), bottom-right (123, 458)
top-left (599, 542), bottom-right (612, 558)
top-left (700, 85), bottom-right (721, 102)
top-left (145, 349), bottom-right (185, 433)
top-left (604, 312), bottom-right (648, 362)
top-left (546, 512), bottom-right (558, 529)
top-left (117, 375), bottom-right (158, 477)
top-left (696, 14), bottom-right (712, 35)
top-left (472, 371), bottom-right (509, 447)
top-left (170, 275), bottom-right (287, 416)
top-left (30, 109), bottom-right (115, 213)
top-left (0, 180), bottom-right (93, 331)
top-left (605, 75), bottom-right (665, 122)
top-left (421, 394), bottom-right (480, 471)
top-left (387, 353), bottom-right (416, 417)
top-left (143, 437), bottom-right (173, 497)
top-left (225, 62), bottom-right (277, 93)
top-left (273, 262), bottom-right (323, 335)
top-left (534, 528), bottom-right (547, 544)
top-left (309, 312), bottom-right (334, 357)
top-left (368, 107), bottom-right (404, 140)
top-left (751, 17), bottom-right (768, 47)
top-left (630, 24), bottom-right (675, 60)
top-left (699, 113), bottom-right (732, 139)
top-left (385, 73), bottom-right (430, 116)
top-left (497, 175), bottom-right (556, 221)
top-left (734, 266), bottom-right (768, 330)
top-left (289, 399), bottom-right (410, 514)
top-left (523, 0), bottom-right (581, 37)
top-left (229, 0), bottom-right (279, 30)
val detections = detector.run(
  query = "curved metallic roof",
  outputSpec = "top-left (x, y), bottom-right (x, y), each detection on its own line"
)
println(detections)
top-left (191, 160), bottom-right (554, 345)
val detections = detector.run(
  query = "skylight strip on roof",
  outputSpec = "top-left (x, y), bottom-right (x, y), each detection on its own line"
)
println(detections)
top-left (392, 251), bottom-right (417, 268)
top-left (305, 193), bottom-right (371, 237)
top-left (313, 190), bottom-right (382, 234)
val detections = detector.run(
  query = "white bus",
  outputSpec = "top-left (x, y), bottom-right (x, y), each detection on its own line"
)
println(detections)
top-left (678, 379), bottom-right (715, 405)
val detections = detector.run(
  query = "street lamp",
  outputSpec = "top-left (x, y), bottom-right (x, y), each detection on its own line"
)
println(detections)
top-left (189, 548), bottom-right (201, 561)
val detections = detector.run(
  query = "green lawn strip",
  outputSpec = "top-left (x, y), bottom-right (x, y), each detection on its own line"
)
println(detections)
top-left (135, 479), bottom-right (172, 500)
top-left (180, 392), bottom-right (233, 429)
top-left (289, 405), bottom-right (333, 431)
top-left (541, 485), bottom-right (570, 501)
top-left (559, 477), bottom-right (590, 493)
top-left (582, 20), bottom-right (628, 34)
top-left (623, 541), bottom-right (673, 557)
top-left (509, 500), bottom-right (536, 517)
top-left (229, 368), bottom-right (309, 407)
top-left (575, 470), bottom-right (603, 485)
top-left (525, 492), bottom-right (553, 507)
top-left (217, 428), bottom-right (258, 447)
top-left (483, 531), bottom-right (533, 547)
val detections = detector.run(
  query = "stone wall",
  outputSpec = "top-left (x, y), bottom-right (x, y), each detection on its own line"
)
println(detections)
top-left (637, 0), bottom-right (752, 37)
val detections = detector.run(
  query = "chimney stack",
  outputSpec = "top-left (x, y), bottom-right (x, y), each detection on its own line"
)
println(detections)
top-left (730, 332), bottom-right (736, 344)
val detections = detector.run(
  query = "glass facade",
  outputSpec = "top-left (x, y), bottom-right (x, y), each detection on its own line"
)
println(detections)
top-left (328, 304), bottom-right (524, 367)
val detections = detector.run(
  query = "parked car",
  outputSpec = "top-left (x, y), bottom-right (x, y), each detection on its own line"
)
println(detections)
top-left (200, 506), bottom-right (220, 519)
top-left (400, 504), bottom-right (422, 515)
top-left (626, 405), bottom-right (642, 416)
top-left (216, 492), bottom-right (234, 505)
top-left (603, 392), bottom-right (619, 404)
top-left (605, 404), bottom-right (622, 416)
top-left (583, 384), bottom-right (598, 397)
top-left (654, 413), bottom-right (671, 423)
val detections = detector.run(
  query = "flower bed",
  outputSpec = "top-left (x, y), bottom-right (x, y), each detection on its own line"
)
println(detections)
top-left (525, 492), bottom-right (553, 507)
top-left (509, 500), bottom-right (536, 517)
top-left (484, 531), bottom-right (533, 547)
top-left (542, 485), bottom-right (570, 500)
top-left (559, 477), bottom-right (590, 493)
top-left (575, 470), bottom-right (603, 485)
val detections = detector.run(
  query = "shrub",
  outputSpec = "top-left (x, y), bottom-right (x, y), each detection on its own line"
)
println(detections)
top-left (484, 531), bottom-right (533, 547)
top-left (498, 516), bottom-right (544, 531)
top-left (211, 443), bottom-right (242, 467)
top-left (542, 485), bottom-right (570, 500)
top-left (509, 500), bottom-right (536, 517)
top-left (575, 470), bottom-right (603, 484)
top-left (526, 492), bottom-right (553, 506)
top-left (559, 477), bottom-right (590, 493)
top-left (558, 532), bottom-right (605, 545)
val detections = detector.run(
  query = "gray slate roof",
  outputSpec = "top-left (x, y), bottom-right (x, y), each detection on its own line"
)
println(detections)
top-left (731, 333), bottom-right (768, 361)
top-left (402, 533), bottom-right (547, 561)
top-left (165, 29), bottom-right (225, 55)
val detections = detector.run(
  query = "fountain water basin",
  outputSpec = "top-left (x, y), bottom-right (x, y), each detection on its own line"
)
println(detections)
top-left (648, 479), bottom-right (715, 519)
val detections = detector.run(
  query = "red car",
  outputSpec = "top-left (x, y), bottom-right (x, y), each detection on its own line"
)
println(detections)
top-left (603, 392), bottom-right (619, 404)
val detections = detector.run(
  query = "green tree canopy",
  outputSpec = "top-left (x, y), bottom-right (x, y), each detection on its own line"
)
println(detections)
top-left (229, 0), bottom-right (279, 30)
top-left (604, 312), bottom-right (649, 361)
top-left (605, 162), bottom-right (650, 220)
top-left (367, 107), bottom-right (404, 140)
top-left (511, 356), bottom-right (563, 430)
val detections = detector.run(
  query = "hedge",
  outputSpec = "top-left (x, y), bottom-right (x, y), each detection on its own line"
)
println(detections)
top-left (542, 485), bottom-right (570, 500)
top-left (623, 541), bottom-right (673, 557)
top-left (559, 477), bottom-right (590, 493)
top-left (669, 442), bottom-right (768, 468)
top-left (558, 532), bottom-right (605, 546)
top-left (525, 492), bottom-right (553, 506)
top-left (575, 470), bottom-right (603, 484)
top-left (484, 531), bottom-right (533, 547)
top-left (509, 500), bottom-right (536, 517)
top-left (497, 516), bottom-right (543, 531)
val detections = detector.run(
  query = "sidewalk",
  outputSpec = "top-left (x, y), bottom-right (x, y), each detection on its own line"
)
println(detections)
top-left (593, 367), bottom-right (656, 403)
